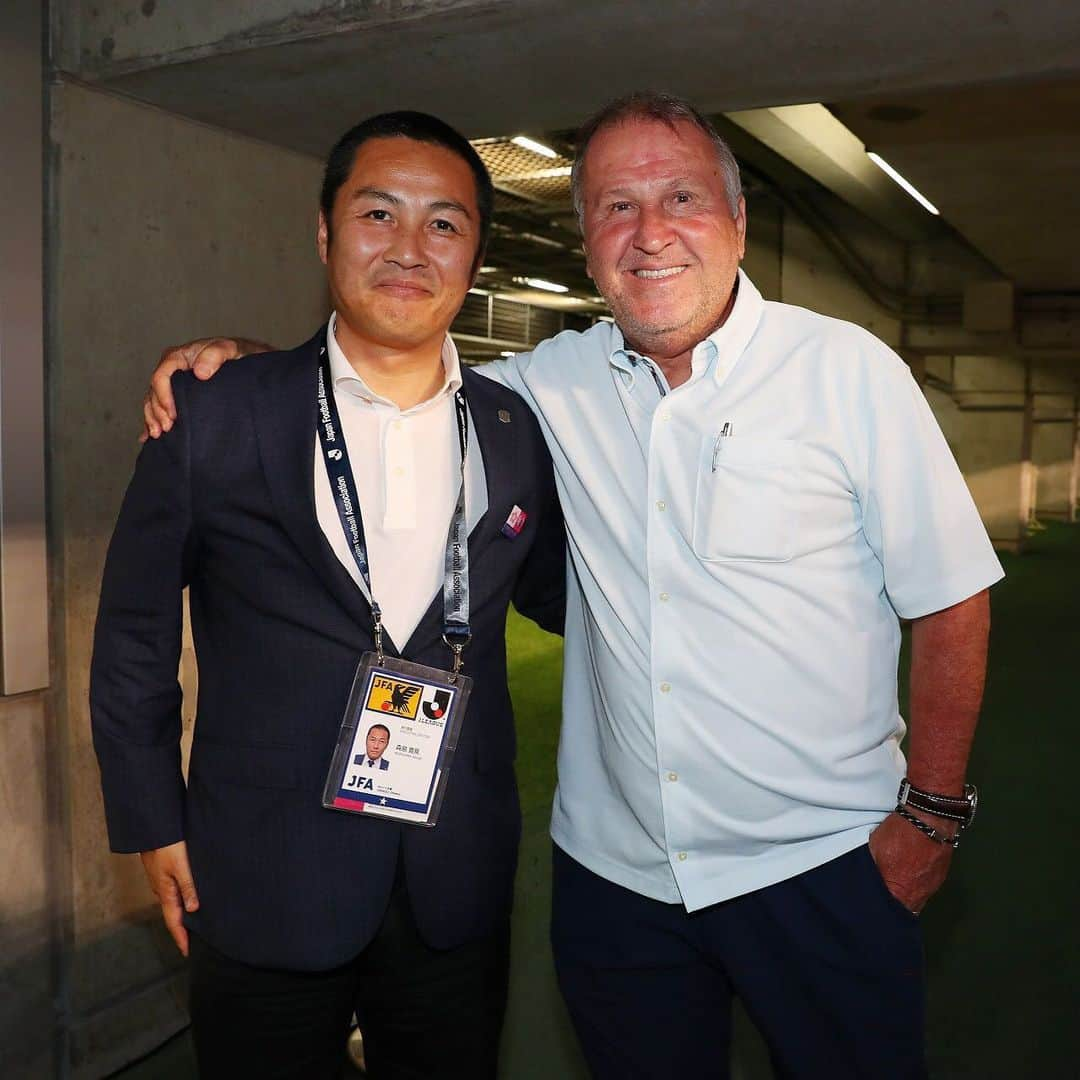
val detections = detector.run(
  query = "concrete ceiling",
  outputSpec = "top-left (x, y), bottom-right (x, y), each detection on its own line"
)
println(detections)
top-left (71, 0), bottom-right (1080, 145)
top-left (61, 0), bottom-right (1080, 296)
top-left (830, 77), bottom-right (1080, 291)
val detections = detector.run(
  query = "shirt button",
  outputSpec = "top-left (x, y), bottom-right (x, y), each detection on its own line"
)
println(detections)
top-left (660, 411), bottom-right (671, 422)
top-left (393, 420), bottom-right (403, 430)
top-left (659, 682), bottom-right (671, 694)
top-left (659, 592), bottom-right (670, 602)
top-left (656, 499), bottom-right (666, 512)
top-left (676, 852), bottom-right (688, 862)
top-left (393, 466), bottom-right (404, 477)
top-left (667, 771), bottom-right (678, 782)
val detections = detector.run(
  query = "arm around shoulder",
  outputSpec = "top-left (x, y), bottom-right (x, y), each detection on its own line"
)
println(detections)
top-left (144, 335), bottom-right (274, 440)
top-left (512, 449), bottom-right (566, 637)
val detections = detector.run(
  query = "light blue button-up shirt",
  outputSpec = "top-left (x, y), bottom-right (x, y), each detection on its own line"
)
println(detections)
top-left (480, 272), bottom-right (1002, 909)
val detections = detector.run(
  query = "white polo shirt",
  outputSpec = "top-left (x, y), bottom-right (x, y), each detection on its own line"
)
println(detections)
top-left (481, 271), bottom-right (1003, 910)
top-left (316, 314), bottom-right (487, 648)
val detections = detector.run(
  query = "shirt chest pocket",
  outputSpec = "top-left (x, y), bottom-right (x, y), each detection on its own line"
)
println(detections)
top-left (692, 436), bottom-right (803, 562)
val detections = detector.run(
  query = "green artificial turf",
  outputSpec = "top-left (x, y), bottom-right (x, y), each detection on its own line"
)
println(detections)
top-left (499, 609), bottom-right (588, 1079)
top-left (504, 608), bottom-right (565, 821)
top-left (916, 522), bottom-right (1080, 1079)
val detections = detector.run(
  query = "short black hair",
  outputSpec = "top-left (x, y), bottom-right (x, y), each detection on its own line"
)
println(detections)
top-left (320, 111), bottom-right (493, 271)
top-left (366, 723), bottom-right (390, 739)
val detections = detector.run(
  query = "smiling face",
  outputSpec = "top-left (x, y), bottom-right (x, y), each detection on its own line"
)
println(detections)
top-left (317, 136), bottom-right (481, 356)
top-left (366, 725), bottom-right (390, 761)
top-left (580, 118), bottom-right (747, 363)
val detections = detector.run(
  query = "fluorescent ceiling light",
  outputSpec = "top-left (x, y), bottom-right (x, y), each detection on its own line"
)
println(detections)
top-left (500, 350), bottom-right (516, 357)
top-left (511, 135), bottom-right (558, 159)
top-left (513, 276), bottom-right (569, 293)
top-left (498, 166), bottom-right (573, 181)
top-left (468, 287), bottom-right (491, 295)
top-left (519, 231), bottom-right (565, 249)
top-left (478, 265), bottom-right (498, 274)
top-left (866, 152), bottom-right (940, 215)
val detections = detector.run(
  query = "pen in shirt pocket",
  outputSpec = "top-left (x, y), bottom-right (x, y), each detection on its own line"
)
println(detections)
top-left (711, 421), bottom-right (733, 471)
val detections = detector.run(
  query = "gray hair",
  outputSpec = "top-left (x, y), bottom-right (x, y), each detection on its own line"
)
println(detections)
top-left (570, 91), bottom-right (743, 229)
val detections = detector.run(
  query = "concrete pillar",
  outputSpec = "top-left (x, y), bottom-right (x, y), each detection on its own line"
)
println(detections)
top-left (1031, 364), bottom-right (1080, 522)
top-left (1019, 359), bottom-right (1036, 546)
top-left (1071, 396), bottom-right (1079, 523)
top-left (924, 354), bottom-right (1028, 552)
top-left (48, 79), bottom-right (327, 1077)
top-left (0, 5), bottom-right (58, 1079)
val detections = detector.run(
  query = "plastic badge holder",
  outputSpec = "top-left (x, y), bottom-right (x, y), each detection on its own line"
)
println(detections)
top-left (322, 652), bottom-right (472, 828)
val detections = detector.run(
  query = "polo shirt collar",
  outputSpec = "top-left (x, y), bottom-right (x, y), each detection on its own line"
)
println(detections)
top-left (606, 269), bottom-right (765, 387)
top-left (326, 311), bottom-right (463, 412)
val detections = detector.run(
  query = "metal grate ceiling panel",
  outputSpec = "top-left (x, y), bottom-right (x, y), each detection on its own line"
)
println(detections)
top-left (472, 137), bottom-right (573, 206)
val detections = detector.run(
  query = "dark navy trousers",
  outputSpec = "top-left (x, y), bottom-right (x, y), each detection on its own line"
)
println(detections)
top-left (552, 843), bottom-right (927, 1080)
top-left (189, 857), bottom-right (510, 1079)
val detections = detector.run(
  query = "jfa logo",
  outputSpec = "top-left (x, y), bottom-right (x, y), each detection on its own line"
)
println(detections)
top-left (366, 676), bottom-right (422, 719)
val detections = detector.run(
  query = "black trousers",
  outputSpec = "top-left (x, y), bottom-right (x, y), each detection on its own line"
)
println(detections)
top-left (552, 843), bottom-right (927, 1080)
top-left (189, 864), bottom-right (510, 1080)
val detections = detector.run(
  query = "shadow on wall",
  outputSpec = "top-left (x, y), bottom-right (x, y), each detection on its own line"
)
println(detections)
top-left (0, 904), bottom-right (187, 1079)
top-left (65, 911), bottom-right (189, 1079)
top-left (0, 911), bottom-right (55, 1080)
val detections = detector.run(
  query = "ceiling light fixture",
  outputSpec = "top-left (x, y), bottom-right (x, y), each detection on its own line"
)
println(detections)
top-left (866, 152), bottom-right (940, 215)
top-left (519, 231), bottom-right (565, 249)
top-left (511, 135), bottom-right (558, 159)
top-left (513, 276), bottom-right (569, 293)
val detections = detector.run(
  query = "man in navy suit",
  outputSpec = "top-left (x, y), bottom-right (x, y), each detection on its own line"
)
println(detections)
top-left (91, 112), bottom-right (564, 1080)
top-left (361, 724), bottom-right (392, 770)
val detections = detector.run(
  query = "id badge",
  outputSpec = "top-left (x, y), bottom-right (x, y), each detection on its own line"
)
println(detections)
top-left (322, 653), bottom-right (472, 827)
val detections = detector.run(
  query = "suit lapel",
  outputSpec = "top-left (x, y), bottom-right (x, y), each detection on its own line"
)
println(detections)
top-left (251, 328), bottom-right (375, 633)
top-left (463, 366), bottom-right (520, 563)
top-left (399, 367), bottom-right (522, 656)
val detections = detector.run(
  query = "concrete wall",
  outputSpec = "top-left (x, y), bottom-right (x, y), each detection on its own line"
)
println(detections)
top-left (49, 79), bottom-right (327, 1076)
top-left (1031, 363), bottom-right (1078, 520)
top-left (947, 354), bottom-right (1030, 547)
top-left (777, 204), bottom-right (903, 349)
top-left (1, 6), bottom-right (58, 1077)
top-left (1034, 414), bottom-right (1077, 519)
top-left (742, 195), bottom-right (782, 301)
top-left (0, 695), bottom-right (54, 1080)
top-left (750, 194), bottom-right (1062, 551)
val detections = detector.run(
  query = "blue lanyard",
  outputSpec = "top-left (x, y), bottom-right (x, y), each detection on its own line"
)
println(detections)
top-left (316, 350), bottom-right (471, 671)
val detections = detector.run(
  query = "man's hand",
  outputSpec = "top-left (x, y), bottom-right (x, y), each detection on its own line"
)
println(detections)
top-left (868, 588), bottom-right (989, 915)
top-left (868, 812), bottom-right (955, 914)
top-left (141, 336), bottom-right (274, 442)
top-left (140, 840), bottom-right (201, 956)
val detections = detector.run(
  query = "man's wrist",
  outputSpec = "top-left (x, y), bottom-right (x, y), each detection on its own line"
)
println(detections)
top-left (897, 777), bottom-right (978, 826)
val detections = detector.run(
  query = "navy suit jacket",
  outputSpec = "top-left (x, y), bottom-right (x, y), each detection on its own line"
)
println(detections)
top-left (91, 328), bottom-right (565, 971)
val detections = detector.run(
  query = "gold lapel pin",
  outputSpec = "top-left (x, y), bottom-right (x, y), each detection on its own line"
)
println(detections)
top-left (498, 409), bottom-right (512, 423)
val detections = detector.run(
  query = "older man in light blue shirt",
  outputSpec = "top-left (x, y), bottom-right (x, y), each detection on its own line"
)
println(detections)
top-left (488, 264), bottom-right (999, 912)
top-left (146, 92), bottom-right (1000, 1080)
